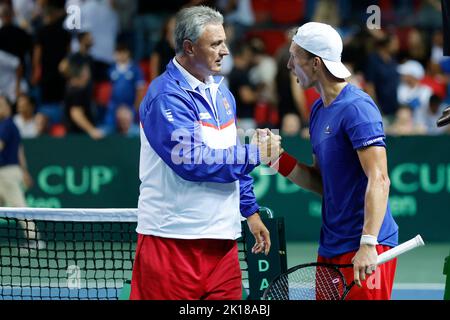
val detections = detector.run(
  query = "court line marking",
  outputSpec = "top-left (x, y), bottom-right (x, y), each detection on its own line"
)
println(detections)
top-left (393, 283), bottom-right (445, 290)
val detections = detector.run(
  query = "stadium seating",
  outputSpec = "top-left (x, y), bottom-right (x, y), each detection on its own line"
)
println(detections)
top-left (271, 0), bottom-right (305, 25)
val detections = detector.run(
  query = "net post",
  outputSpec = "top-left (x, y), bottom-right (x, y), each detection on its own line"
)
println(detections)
top-left (242, 208), bottom-right (287, 300)
top-left (444, 250), bottom-right (450, 300)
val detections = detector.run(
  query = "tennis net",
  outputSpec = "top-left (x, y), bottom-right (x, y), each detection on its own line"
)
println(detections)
top-left (0, 208), bottom-right (249, 300)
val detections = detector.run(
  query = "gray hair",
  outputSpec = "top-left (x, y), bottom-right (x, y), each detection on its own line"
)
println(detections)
top-left (175, 6), bottom-right (223, 55)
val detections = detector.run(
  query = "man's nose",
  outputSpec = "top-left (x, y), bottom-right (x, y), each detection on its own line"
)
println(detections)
top-left (220, 43), bottom-right (229, 56)
top-left (287, 56), bottom-right (292, 69)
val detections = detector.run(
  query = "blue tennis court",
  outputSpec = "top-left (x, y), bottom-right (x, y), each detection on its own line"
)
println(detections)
top-left (1, 285), bottom-right (444, 300)
top-left (391, 285), bottom-right (445, 300)
top-left (0, 287), bottom-right (123, 300)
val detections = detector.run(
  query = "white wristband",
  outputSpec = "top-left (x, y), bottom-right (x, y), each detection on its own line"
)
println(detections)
top-left (360, 234), bottom-right (378, 246)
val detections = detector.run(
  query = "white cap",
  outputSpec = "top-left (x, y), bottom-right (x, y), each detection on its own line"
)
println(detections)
top-left (292, 22), bottom-right (351, 79)
top-left (397, 60), bottom-right (425, 80)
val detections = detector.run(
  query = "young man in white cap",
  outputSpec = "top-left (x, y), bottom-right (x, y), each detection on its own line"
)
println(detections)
top-left (266, 22), bottom-right (399, 299)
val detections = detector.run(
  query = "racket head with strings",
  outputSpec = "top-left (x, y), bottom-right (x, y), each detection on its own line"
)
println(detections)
top-left (262, 262), bottom-right (354, 300)
top-left (263, 235), bottom-right (425, 300)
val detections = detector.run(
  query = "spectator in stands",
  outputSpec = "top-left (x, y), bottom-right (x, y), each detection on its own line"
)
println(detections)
top-left (390, 0), bottom-right (418, 27)
top-left (80, 0), bottom-right (119, 82)
top-left (385, 105), bottom-right (426, 136)
top-left (419, 30), bottom-right (448, 101)
top-left (247, 37), bottom-right (278, 128)
top-left (248, 37), bottom-right (277, 107)
top-left (64, 60), bottom-right (104, 140)
top-left (402, 28), bottom-right (428, 67)
top-left (311, 0), bottom-right (341, 27)
top-left (365, 34), bottom-right (400, 121)
top-left (115, 104), bottom-right (139, 137)
top-left (280, 113), bottom-right (301, 137)
top-left (103, 43), bottom-right (146, 133)
top-left (0, 49), bottom-right (20, 105)
top-left (134, 0), bottom-right (209, 62)
top-left (216, 0), bottom-right (254, 45)
top-left (13, 94), bottom-right (44, 138)
top-left (217, 0), bottom-right (254, 27)
top-left (24, 0), bottom-right (46, 34)
top-left (0, 96), bottom-right (26, 198)
top-left (0, 3), bottom-right (32, 92)
top-left (415, 94), bottom-right (450, 135)
top-left (0, 96), bottom-right (33, 193)
top-left (149, 15), bottom-right (176, 82)
top-left (343, 62), bottom-right (365, 89)
top-left (58, 30), bottom-right (100, 124)
top-left (341, 28), bottom-right (371, 84)
top-left (32, 1), bottom-right (71, 131)
top-left (59, 31), bottom-right (95, 82)
top-left (0, 95), bottom-right (44, 250)
top-left (11, 0), bottom-right (36, 32)
top-left (417, 0), bottom-right (443, 31)
top-left (431, 29), bottom-right (445, 60)
top-left (133, 1), bottom-right (184, 62)
top-left (397, 60), bottom-right (433, 115)
top-left (111, 0), bottom-right (137, 52)
top-left (228, 43), bottom-right (258, 130)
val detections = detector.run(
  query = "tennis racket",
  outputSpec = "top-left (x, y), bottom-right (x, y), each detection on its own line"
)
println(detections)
top-left (437, 105), bottom-right (450, 127)
top-left (262, 235), bottom-right (425, 300)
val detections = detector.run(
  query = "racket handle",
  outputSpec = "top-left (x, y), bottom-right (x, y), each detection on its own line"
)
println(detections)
top-left (376, 235), bottom-right (425, 265)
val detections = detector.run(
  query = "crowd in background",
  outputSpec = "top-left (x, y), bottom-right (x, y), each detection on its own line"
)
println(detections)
top-left (0, 0), bottom-right (449, 141)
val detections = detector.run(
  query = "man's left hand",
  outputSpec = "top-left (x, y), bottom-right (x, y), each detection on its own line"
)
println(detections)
top-left (351, 244), bottom-right (378, 287)
top-left (246, 213), bottom-right (271, 255)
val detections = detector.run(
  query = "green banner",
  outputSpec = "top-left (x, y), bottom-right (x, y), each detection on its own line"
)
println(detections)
top-left (23, 136), bottom-right (140, 209)
top-left (22, 135), bottom-right (450, 242)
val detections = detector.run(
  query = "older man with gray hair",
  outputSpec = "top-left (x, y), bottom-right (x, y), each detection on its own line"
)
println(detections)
top-left (129, 6), bottom-right (282, 300)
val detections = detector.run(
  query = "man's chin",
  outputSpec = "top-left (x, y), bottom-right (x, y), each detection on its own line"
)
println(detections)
top-left (211, 67), bottom-right (222, 74)
top-left (298, 78), bottom-right (312, 89)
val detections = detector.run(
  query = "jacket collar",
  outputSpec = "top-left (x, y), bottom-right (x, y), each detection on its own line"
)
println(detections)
top-left (167, 58), bottom-right (224, 92)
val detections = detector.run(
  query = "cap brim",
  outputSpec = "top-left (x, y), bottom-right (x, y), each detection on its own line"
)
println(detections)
top-left (397, 65), bottom-right (409, 76)
top-left (322, 59), bottom-right (351, 79)
top-left (397, 66), bottom-right (422, 79)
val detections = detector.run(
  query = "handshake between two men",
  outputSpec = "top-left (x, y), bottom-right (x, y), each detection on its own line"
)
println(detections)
top-left (250, 129), bottom-right (284, 165)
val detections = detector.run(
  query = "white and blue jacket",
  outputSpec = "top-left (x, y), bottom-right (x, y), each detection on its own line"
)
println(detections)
top-left (137, 59), bottom-right (261, 240)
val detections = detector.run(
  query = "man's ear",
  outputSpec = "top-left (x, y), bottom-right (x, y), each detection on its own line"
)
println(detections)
top-left (313, 57), bottom-right (320, 68)
top-left (183, 39), bottom-right (194, 56)
top-left (313, 57), bottom-right (321, 72)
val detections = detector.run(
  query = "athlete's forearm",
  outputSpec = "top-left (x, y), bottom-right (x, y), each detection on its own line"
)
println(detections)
top-left (363, 171), bottom-right (390, 237)
top-left (287, 162), bottom-right (323, 196)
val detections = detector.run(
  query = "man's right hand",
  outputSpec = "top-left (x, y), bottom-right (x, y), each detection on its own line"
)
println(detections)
top-left (251, 128), bottom-right (284, 164)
